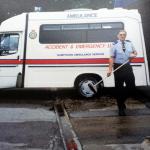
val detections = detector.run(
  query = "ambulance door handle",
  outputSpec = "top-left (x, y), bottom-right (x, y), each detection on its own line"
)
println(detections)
top-left (17, 55), bottom-right (20, 60)
top-left (17, 56), bottom-right (21, 63)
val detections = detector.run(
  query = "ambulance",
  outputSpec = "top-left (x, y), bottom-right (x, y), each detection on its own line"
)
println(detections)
top-left (0, 8), bottom-right (149, 98)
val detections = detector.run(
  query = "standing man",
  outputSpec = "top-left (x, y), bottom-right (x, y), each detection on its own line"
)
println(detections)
top-left (107, 30), bottom-right (137, 116)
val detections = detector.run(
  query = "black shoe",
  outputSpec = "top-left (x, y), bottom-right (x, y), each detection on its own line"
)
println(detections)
top-left (119, 109), bottom-right (126, 116)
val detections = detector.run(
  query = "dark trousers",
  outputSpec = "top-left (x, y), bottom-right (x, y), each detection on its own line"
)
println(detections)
top-left (114, 63), bottom-right (136, 109)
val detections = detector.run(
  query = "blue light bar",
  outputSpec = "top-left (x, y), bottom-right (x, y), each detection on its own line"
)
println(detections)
top-left (114, 0), bottom-right (139, 8)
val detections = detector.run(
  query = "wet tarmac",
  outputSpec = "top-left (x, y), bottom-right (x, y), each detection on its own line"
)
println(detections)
top-left (69, 102), bottom-right (150, 150)
top-left (0, 104), bottom-right (64, 150)
top-left (0, 88), bottom-right (149, 150)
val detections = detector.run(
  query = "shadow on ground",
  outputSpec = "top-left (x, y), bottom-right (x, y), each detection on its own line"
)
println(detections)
top-left (0, 87), bottom-right (149, 104)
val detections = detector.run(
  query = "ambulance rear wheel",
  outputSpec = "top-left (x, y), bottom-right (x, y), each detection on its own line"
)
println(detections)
top-left (76, 77), bottom-right (100, 98)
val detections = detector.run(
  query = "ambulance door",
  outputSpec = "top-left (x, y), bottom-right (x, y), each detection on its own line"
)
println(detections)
top-left (0, 33), bottom-right (22, 88)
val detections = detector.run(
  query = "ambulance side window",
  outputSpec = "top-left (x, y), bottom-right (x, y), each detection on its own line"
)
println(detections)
top-left (0, 34), bottom-right (19, 56)
top-left (39, 22), bottom-right (123, 43)
top-left (87, 22), bottom-right (124, 42)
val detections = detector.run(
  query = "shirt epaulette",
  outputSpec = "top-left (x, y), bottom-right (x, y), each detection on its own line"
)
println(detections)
top-left (125, 40), bottom-right (131, 42)
top-left (112, 40), bottom-right (118, 45)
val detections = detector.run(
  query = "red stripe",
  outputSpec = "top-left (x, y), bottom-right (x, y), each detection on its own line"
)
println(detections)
top-left (25, 58), bottom-right (109, 64)
top-left (0, 58), bottom-right (145, 65)
top-left (131, 57), bottom-right (145, 63)
top-left (0, 60), bottom-right (23, 64)
top-left (23, 57), bottom-right (146, 64)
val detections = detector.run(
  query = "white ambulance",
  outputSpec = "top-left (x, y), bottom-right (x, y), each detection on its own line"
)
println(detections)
top-left (0, 8), bottom-right (149, 98)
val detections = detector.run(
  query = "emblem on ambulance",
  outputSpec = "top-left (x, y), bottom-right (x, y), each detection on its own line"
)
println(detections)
top-left (29, 30), bottom-right (37, 39)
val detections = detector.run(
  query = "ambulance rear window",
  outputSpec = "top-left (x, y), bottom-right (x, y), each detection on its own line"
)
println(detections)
top-left (39, 22), bottom-right (123, 44)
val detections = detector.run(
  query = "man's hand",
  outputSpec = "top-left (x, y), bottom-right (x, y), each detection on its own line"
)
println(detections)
top-left (107, 71), bottom-right (112, 77)
top-left (130, 53), bottom-right (137, 58)
top-left (130, 51), bottom-right (137, 58)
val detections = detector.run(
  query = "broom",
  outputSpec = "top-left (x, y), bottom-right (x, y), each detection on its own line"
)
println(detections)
top-left (88, 60), bottom-right (129, 93)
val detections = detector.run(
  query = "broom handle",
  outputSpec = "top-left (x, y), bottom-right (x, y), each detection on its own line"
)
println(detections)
top-left (112, 60), bottom-right (129, 73)
top-left (95, 60), bottom-right (129, 86)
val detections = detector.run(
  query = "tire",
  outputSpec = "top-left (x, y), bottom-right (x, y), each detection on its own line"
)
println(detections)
top-left (76, 76), bottom-right (101, 98)
top-left (16, 73), bottom-right (22, 88)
